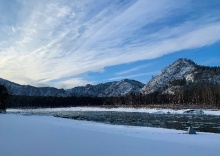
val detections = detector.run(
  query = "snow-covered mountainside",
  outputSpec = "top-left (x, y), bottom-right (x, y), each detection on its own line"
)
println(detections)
top-left (0, 78), bottom-right (144, 97)
top-left (141, 58), bottom-right (220, 94)
top-left (67, 79), bottom-right (144, 97)
top-left (0, 78), bottom-right (67, 97)
top-left (98, 79), bottom-right (144, 97)
top-left (66, 82), bottom-right (114, 97)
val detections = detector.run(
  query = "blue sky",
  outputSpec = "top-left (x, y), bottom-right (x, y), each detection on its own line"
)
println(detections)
top-left (0, 0), bottom-right (220, 89)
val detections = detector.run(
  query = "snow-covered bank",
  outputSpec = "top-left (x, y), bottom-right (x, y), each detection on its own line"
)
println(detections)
top-left (7, 107), bottom-right (220, 116)
top-left (0, 114), bottom-right (220, 156)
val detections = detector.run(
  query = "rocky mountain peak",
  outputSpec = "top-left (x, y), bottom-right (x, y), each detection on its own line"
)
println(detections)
top-left (141, 58), bottom-right (220, 94)
top-left (141, 58), bottom-right (197, 94)
top-left (161, 58), bottom-right (196, 73)
top-left (173, 58), bottom-right (196, 65)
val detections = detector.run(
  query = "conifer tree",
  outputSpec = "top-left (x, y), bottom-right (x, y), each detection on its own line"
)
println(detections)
top-left (0, 85), bottom-right (9, 111)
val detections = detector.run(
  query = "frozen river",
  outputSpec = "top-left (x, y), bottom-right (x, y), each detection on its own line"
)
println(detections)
top-left (54, 111), bottom-right (220, 133)
top-left (7, 108), bottom-right (220, 133)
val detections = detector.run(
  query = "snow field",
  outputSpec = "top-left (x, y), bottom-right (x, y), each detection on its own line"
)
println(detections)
top-left (0, 114), bottom-right (220, 156)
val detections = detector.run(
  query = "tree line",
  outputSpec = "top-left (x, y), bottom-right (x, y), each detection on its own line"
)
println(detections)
top-left (2, 83), bottom-right (220, 109)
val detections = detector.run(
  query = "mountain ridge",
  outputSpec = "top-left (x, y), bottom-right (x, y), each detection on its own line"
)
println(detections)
top-left (0, 78), bottom-right (144, 97)
top-left (1, 58), bottom-right (220, 97)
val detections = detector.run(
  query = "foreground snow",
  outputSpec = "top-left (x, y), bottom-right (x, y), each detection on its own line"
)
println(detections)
top-left (8, 107), bottom-right (220, 116)
top-left (0, 114), bottom-right (220, 156)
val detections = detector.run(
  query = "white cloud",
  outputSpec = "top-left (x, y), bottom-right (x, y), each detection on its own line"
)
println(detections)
top-left (53, 78), bottom-right (93, 89)
top-left (11, 26), bottom-right (16, 33)
top-left (0, 0), bottom-right (220, 88)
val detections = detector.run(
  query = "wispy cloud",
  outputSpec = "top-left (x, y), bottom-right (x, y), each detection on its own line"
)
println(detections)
top-left (109, 71), bottom-right (159, 81)
top-left (52, 78), bottom-right (93, 89)
top-left (0, 0), bottom-right (220, 88)
top-left (201, 58), bottom-right (220, 66)
top-left (116, 64), bottom-right (154, 75)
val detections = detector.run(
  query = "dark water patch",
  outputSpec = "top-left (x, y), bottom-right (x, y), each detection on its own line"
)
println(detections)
top-left (53, 111), bottom-right (220, 133)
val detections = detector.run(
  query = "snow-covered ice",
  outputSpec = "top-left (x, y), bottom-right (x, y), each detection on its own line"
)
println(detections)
top-left (0, 114), bottom-right (220, 156)
top-left (7, 107), bottom-right (220, 116)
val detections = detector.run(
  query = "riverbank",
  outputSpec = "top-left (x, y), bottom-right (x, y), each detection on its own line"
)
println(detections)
top-left (7, 106), bottom-right (220, 116)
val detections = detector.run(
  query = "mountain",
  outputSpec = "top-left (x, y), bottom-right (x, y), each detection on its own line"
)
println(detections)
top-left (141, 58), bottom-right (220, 94)
top-left (0, 78), bottom-right (67, 97)
top-left (67, 79), bottom-right (144, 97)
top-left (66, 82), bottom-right (114, 97)
top-left (0, 78), bottom-right (144, 97)
top-left (1, 58), bottom-right (219, 97)
top-left (98, 79), bottom-right (144, 97)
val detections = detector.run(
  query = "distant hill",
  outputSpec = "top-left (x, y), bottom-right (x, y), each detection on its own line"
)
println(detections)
top-left (0, 78), bottom-right (144, 97)
top-left (66, 79), bottom-right (144, 97)
top-left (0, 78), bottom-right (67, 97)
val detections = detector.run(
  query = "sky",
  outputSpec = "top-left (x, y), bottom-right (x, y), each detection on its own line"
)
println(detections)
top-left (0, 0), bottom-right (220, 89)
